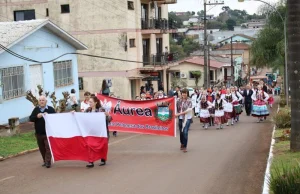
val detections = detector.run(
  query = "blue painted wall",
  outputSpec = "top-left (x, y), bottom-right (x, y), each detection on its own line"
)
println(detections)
top-left (0, 27), bottom-right (80, 124)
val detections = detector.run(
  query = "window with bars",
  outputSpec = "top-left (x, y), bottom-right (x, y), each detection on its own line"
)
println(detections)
top-left (0, 66), bottom-right (25, 100)
top-left (53, 60), bottom-right (73, 87)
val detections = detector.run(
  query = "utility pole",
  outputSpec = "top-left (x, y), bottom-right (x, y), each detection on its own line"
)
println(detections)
top-left (230, 37), bottom-right (234, 86)
top-left (203, 0), bottom-right (208, 88)
top-left (203, 0), bottom-right (224, 88)
top-left (208, 43), bottom-right (211, 86)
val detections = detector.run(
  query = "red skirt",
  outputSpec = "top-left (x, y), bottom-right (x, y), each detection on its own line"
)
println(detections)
top-left (214, 116), bottom-right (227, 125)
top-left (224, 112), bottom-right (233, 119)
top-left (200, 117), bottom-right (210, 123)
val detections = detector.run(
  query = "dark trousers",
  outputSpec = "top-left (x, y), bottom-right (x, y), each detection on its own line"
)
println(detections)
top-left (178, 119), bottom-right (191, 148)
top-left (36, 134), bottom-right (51, 163)
top-left (245, 102), bottom-right (252, 116)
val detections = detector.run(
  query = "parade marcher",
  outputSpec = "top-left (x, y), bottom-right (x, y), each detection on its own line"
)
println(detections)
top-left (251, 85), bottom-right (270, 122)
top-left (174, 86), bottom-right (181, 98)
top-left (140, 86), bottom-right (146, 95)
top-left (231, 86), bottom-right (244, 122)
top-left (243, 85), bottom-right (254, 116)
top-left (140, 93), bottom-right (147, 101)
top-left (84, 96), bottom-right (111, 168)
top-left (29, 96), bottom-right (56, 168)
top-left (268, 91), bottom-right (274, 108)
top-left (213, 93), bottom-right (227, 130)
top-left (80, 91), bottom-right (91, 112)
top-left (101, 80), bottom-right (110, 96)
top-left (176, 89), bottom-right (193, 153)
top-left (199, 96), bottom-right (212, 129)
top-left (220, 86), bottom-right (226, 99)
top-left (68, 89), bottom-right (78, 110)
top-left (191, 90), bottom-right (198, 117)
top-left (224, 88), bottom-right (237, 126)
top-left (157, 90), bottom-right (166, 99)
top-left (206, 89), bottom-right (215, 126)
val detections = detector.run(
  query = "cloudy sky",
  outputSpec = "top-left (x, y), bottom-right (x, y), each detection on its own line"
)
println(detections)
top-left (169, 0), bottom-right (280, 15)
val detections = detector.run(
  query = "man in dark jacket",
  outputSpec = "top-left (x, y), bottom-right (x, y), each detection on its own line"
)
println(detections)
top-left (30, 96), bottom-right (56, 168)
top-left (243, 85), bottom-right (254, 116)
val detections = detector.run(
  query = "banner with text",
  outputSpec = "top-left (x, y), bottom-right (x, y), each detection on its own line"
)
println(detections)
top-left (97, 94), bottom-right (176, 137)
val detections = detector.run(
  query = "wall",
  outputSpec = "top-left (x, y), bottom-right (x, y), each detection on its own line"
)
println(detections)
top-left (0, 27), bottom-right (79, 124)
top-left (0, 0), bottom-right (172, 100)
top-left (169, 62), bottom-right (205, 88)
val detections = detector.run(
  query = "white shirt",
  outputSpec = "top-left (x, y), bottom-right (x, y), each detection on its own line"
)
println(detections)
top-left (80, 100), bottom-right (90, 111)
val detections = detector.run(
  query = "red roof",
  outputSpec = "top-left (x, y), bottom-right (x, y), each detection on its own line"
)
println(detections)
top-left (182, 57), bottom-right (226, 69)
top-left (218, 43), bottom-right (250, 50)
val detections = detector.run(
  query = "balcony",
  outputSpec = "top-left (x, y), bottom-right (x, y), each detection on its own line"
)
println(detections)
top-left (155, 0), bottom-right (177, 4)
top-left (141, 18), bottom-right (177, 31)
top-left (143, 53), bottom-right (178, 66)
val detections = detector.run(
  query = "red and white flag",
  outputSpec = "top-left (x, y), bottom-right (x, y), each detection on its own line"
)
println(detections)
top-left (44, 113), bottom-right (108, 162)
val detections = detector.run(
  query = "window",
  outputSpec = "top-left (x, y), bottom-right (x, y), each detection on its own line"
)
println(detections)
top-left (129, 39), bottom-right (135, 48)
top-left (53, 60), bottom-right (73, 87)
top-left (128, 1), bottom-right (134, 10)
top-left (0, 66), bottom-right (25, 100)
top-left (46, 8), bottom-right (49, 17)
top-left (78, 77), bottom-right (84, 90)
top-left (14, 10), bottom-right (35, 21)
top-left (189, 71), bottom-right (201, 79)
top-left (61, 4), bottom-right (70, 13)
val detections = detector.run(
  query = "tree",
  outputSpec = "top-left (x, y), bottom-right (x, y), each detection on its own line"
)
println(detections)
top-left (197, 10), bottom-right (204, 16)
top-left (191, 71), bottom-right (202, 88)
top-left (250, 5), bottom-right (286, 73)
top-left (287, 0), bottom-right (300, 151)
top-left (226, 19), bottom-right (236, 31)
top-left (168, 12), bottom-right (183, 28)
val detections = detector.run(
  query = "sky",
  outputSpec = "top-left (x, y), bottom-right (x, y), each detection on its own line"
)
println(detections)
top-left (169, 0), bottom-right (280, 15)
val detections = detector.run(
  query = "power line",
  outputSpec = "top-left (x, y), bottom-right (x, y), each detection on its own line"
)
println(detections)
top-left (0, 43), bottom-right (147, 64)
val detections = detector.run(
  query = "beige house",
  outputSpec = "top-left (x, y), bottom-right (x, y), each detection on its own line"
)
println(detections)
top-left (0, 0), bottom-right (177, 99)
top-left (168, 57), bottom-right (228, 88)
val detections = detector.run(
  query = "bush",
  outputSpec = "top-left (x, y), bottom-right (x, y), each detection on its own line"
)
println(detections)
top-left (269, 164), bottom-right (300, 194)
top-left (279, 99), bottom-right (286, 107)
top-left (273, 108), bottom-right (291, 128)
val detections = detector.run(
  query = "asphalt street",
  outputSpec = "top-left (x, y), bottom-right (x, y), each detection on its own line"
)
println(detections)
top-left (0, 111), bottom-right (274, 194)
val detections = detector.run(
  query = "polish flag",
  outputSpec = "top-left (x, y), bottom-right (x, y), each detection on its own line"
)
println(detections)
top-left (44, 113), bottom-right (108, 162)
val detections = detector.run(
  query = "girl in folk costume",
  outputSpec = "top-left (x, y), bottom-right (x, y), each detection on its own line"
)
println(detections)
top-left (207, 89), bottom-right (215, 126)
top-left (223, 88), bottom-right (238, 126)
top-left (213, 93), bottom-right (227, 129)
top-left (195, 90), bottom-right (204, 117)
top-left (199, 95), bottom-right (213, 129)
top-left (267, 87), bottom-right (274, 108)
top-left (251, 85), bottom-right (270, 122)
top-left (231, 86), bottom-right (244, 122)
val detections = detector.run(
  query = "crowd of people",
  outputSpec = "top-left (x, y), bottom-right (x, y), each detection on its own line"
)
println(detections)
top-left (173, 81), bottom-right (274, 153)
top-left (29, 78), bottom-right (275, 168)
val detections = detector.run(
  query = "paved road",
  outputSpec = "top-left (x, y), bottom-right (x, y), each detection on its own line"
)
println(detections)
top-left (0, 111), bottom-right (274, 194)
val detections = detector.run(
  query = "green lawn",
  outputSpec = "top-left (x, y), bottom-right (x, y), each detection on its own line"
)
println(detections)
top-left (0, 132), bottom-right (37, 158)
top-left (271, 128), bottom-right (300, 173)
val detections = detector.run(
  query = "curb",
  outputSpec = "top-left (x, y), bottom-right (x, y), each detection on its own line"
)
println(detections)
top-left (262, 105), bottom-right (280, 194)
top-left (0, 148), bottom-right (38, 162)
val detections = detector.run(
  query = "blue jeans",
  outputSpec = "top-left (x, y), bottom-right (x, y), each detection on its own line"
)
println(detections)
top-left (178, 119), bottom-right (191, 148)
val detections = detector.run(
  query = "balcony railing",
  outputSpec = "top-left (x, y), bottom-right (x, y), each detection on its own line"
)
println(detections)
top-left (141, 18), bottom-right (177, 30)
top-left (143, 53), bottom-right (178, 66)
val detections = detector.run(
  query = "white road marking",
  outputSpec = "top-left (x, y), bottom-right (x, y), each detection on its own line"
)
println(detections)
top-left (0, 176), bottom-right (15, 182)
top-left (108, 134), bottom-right (141, 146)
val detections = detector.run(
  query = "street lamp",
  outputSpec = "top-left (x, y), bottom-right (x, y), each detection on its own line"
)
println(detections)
top-left (238, 0), bottom-right (288, 106)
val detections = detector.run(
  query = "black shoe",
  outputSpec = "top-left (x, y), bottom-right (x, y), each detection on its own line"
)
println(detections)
top-left (45, 162), bottom-right (51, 168)
top-left (99, 160), bottom-right (106, 166)
top-left (86, 162), bottom-right (94, 168)
top-left (113, 131), bottom-right (117, 137)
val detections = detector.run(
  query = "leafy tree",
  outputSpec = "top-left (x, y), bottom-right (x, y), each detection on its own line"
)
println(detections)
top-left (226, 19), bottom-right (236, 31)
top-left (250, 5), bottom-right (286, 73)
top-left (182, 37), bottom-right (200, 55)
top-left (168, 12), bottom-right (183, 28)
top-left (191, 71), bottom-right (202, 88)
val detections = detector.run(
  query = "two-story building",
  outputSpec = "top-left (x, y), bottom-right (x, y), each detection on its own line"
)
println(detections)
top-left (0, 0), bottom-right (178, 100)
top-left (0, 19), bottom-right (87, 125)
